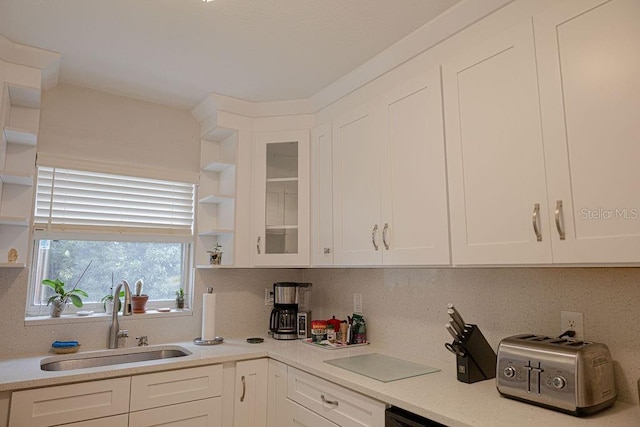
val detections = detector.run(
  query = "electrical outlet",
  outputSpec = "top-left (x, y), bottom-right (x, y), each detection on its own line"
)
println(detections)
top-left (560, 311), bottom-right (584, 340)
top-left (353, 293), bottom-right (362, 313)
top-left (265, 288), bottom-right (274, 306)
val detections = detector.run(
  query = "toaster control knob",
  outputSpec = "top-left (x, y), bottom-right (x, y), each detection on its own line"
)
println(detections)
top-left (503, 366), bottom-right (516, 378)
top-left (552, 376), bottom-right (567, 389)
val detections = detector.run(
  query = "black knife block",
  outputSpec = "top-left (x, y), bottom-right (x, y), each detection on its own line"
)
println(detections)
top-left (453, 324), bottom-right (496, 384)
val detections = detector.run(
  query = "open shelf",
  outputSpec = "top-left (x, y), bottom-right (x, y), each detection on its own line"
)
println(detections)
top-left (0, 171), bottom-right (34, 186)
top-left (198, 228), bottom-right (234, 237)
top-left (0, 216), bottom-right (30, 226)
top-left (202, 161), bottom-right (235, 173)
top-left (198, 194), bottom-right (235, 204)
top-left (0, 262), bottom-right (26, 268)
top-left (8, 84), bottom-right (41, 108)
top-left (3, 126), bottom-right (37, 146)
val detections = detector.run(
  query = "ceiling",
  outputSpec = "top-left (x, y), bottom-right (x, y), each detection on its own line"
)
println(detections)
top-left (0, 0), bottom-right (462, 110)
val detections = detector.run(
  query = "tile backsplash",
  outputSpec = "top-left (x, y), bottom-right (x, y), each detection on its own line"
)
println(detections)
top-left (302, 267), bottom-right (640, 405)
top-left (1, 266), bottom-right (639, 404)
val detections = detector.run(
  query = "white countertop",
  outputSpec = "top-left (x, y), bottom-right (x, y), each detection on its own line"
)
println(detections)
top-left (0, 338), bottom-right (637, 426)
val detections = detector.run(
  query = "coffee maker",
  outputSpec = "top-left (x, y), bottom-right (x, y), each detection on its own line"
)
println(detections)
top-left (269, 282), bottom-right (311, 340)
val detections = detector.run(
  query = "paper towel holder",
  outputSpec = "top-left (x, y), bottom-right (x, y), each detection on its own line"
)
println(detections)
top-left (194, 336), bottom-right (224, 345)
top-left (194, 287), bottom-right (224, 345)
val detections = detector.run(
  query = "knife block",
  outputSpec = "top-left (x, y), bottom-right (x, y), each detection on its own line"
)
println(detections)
top-left (453, 324), bottom-right (497, 384)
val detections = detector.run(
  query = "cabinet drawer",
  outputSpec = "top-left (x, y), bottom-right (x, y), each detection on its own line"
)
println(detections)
top-left (287, 367), bottom-right (386, 427)
top-left (288, 400), bottom-right (339, 427)
top-left (130, 364), bottom-right (223, 411)
top-left (129, 397), bottom-right (222, 427)
top-left (9, 377), bottom-right (131, 427)
top-left (62, 414), bottom-right (128, 427)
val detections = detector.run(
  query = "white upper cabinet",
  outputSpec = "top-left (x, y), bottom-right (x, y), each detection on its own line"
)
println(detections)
top-left (332, 70), bottom-right (449, 266)
top-left (377, 72), bottom-right (450, 266)
top-left (443, 19), bottom-right (552, 265)
top-left (535, 0), bottom-right (640, 263)
top-left (310, 122), bottom-right (334, 266)
top-left (253, 130), bottom-right (310, 266)
top-left (332, 104), bottom-right (382, 265)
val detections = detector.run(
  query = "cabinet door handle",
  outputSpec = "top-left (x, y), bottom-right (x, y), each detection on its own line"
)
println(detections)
top-left (240, 375), bottom-right (246, 402)
top-left (256, 236), bottom-right (261, 254)
top-left (320, 394), bottom-right (339, 407)
top-left (382, 223), bottom-right (390, 250)
top-left (371, 224), bottom-right (379, 251)
top-left (532, 204), bottom-right (542, 242)
top-left (555, 200), bottom-right (566, 240)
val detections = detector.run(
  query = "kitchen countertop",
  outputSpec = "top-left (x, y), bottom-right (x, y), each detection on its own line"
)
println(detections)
top-left (0, 338), bottom-right (637, 426)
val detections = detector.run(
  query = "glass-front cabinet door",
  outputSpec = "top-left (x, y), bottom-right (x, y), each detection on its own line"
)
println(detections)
top-left (253, 130), bottom-right (310, 266)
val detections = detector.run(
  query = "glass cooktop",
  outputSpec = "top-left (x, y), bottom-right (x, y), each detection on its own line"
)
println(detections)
top-left (324, 353), bottom-right (440, 383)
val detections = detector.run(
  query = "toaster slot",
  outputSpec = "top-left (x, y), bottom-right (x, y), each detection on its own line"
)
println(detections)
top-left (516, 334), bottom-right (537, 340)
top-left (550, 339), bottom-right (568, 344)
top-left (531, 336), bottom-right (553, 341)
top-left (566, 341), bottom-right (585, 347)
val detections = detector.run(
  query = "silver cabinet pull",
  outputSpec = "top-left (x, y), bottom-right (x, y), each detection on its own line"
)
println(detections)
top-left (382, 223), bottom-right (390, 250)
top-left (532, 203), bottom-right (542, 242)
top-left (320, 394), bottom-right (339, 407)
top-left (256, 236), bottom-right (261, 254)
top-left (371, 224), bottom-right (379, 251)
top-left (240, 375), bottom-right (246, 402)
top-left (555, 200), bottom-right (566, 240)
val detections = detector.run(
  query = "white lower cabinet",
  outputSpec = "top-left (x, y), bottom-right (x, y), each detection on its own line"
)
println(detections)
top-left (267, 359), bottom-right (289, 427)
top-left (9, 365), bottom-right (225, 427)
top-left (129, 397), bottom-right (222, 427)
top-left (287, 367), bottom-right (386, 427)
top-left (234, 358), bottom-right (269, 427)
top-left (130, 365), bottom-right (223, 411)
top-left (287, 401), bottom-right (339, 427)
top-left (9, 377), bottom-right (131, 427)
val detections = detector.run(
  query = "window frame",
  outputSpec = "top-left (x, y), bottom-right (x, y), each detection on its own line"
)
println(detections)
top-left (26, 166), bottom-right (196, 318)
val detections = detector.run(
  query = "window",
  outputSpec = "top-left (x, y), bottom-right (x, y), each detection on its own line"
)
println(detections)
top-left (28, 167), bottom-right (195, 317)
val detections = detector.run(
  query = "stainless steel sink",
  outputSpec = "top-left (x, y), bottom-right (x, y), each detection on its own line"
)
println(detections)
top-left (41, 346), bottom-right (192, 371)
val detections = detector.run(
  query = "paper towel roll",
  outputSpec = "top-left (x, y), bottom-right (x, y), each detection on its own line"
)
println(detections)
top-left (201, 292), bottom-right (217, 340)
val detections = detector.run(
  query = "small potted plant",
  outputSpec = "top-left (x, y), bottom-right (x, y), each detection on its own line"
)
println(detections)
top-left (42, 261), bottom-right (91, 317)
top-left (207, 243), bottom-right (223, 265)
top-left (43, 279), bottom-right (89, 317)
top-left (175, 288), bottom-right (185, 309)
top-left (131, 279), bottom-right (149, 314)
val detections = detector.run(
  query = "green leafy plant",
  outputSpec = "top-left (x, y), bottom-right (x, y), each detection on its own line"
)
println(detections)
top-left (207, 243), bottom-right (223, 254)
top-left (42, 279), bottom-right (88, 308)
top-left (175, 288), bottom-right (185, 299)
top-left (42, 261), bottom-right (92, 309)
top-left (100, 290), bottom-right (126, 311)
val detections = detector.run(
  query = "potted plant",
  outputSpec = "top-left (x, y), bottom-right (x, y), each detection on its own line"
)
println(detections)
top-left (207, 243), bottom-right (223, 265)
top-left (100, 290), bottom-right (126, 314)
top-left (43, 279), bottom-right (89, 317)
top-left (42, 261), bottom-right (92, 317)
top-left (175, 288), bottom-right (185, 309)
top-left (131, 279), bottom-right (148, 313)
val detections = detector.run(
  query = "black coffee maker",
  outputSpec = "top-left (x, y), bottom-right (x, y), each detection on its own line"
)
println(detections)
top-left (269, 282), bottom-right (309, 340)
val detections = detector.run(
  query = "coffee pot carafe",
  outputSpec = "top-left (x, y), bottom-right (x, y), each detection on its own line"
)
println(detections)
top-left (269, 282), bottom-right (312, 340)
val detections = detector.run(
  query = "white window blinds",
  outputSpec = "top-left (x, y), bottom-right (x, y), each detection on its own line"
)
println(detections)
top-left (34, 167), bottom-right (195, 237)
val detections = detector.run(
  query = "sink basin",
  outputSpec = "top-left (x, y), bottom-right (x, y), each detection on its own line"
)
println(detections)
top-left (41, 345), bottom-right (192, 371)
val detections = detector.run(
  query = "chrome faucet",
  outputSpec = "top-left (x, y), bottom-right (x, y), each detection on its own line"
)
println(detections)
top-left (108, 280), bottom-right (132, 349)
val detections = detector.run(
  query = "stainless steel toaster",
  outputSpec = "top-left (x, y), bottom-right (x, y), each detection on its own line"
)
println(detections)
top-left (496, 334), bottom-right (617, 416)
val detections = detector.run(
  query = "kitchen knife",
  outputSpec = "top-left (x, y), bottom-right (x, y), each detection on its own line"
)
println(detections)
top-left (448, 317), bottom-right (464, 338)
top-left (447, 303), bottom-right (467, 328)
top-left (445, 323), bottom-right (462, 341)
top-left (448, 308), bottom-right (466, 332)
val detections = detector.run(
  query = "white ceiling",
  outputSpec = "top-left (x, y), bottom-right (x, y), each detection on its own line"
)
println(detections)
top-left (0, 0), bottom-right (462, 109)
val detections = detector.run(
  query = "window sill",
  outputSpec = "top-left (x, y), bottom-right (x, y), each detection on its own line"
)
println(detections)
top-left (24, 309), bottom-right (192, 326)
